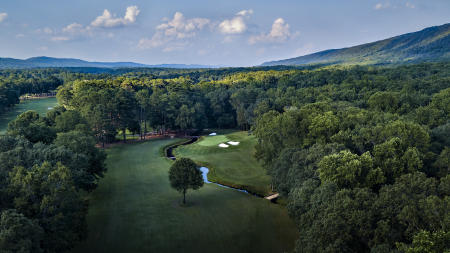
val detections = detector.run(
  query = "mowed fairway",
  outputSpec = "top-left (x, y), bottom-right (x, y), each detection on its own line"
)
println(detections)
top-left (175, 131), bottom-right (271, 195)
top-left (72, 138), bottom-right (298, 253)
top-left (0, 97), bottom-right (58, 133)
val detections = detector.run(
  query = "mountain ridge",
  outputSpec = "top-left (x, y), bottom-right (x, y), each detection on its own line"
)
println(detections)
top-left (262, 23), bottom-right (450, 66)
top-left (0, 56), bottom-right (217, 69)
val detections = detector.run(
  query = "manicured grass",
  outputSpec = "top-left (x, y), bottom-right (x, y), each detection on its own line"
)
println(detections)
top-left (196, 134), bottom-right (230, 146)
top-left (174, 131), bottom-right (272, 195)
top-left (0, 97), bottom-right (58, 133)
top-left (72, 139), bottom-right (298, 253)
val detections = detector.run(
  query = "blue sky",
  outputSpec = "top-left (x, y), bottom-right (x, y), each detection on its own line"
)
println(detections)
top-left (0, 0), bottom-right (449, 66)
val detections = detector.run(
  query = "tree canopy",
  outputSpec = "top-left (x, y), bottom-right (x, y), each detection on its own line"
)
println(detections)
top-left (169, 158), bottom-right (204, 204)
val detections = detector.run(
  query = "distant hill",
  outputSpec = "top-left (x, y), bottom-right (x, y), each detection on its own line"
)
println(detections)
top-left (262, 23), bottom-right (450, 66)
top-left (0, 56), bottom-right (216, 69)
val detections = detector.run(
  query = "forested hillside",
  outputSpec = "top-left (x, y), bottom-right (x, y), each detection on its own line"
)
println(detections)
top-left (0, 62), bottom-right (449, 252)
top-left (263, 23), bottom-right (450, 66)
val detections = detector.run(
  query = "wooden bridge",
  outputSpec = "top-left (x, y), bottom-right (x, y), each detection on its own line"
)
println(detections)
top-left (265, 193), bottom-right (279, 201)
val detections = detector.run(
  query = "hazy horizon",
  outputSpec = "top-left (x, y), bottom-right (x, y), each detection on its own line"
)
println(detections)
top-left (1, 0), bottom-right (449, 66)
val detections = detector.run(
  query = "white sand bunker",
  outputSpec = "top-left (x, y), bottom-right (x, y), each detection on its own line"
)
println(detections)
top-left (227, 141), bottom-right (240, 146)
top-left (218, 143), bottom-right (229, 148)
top-left (209, 132), bottom-right (217, 136)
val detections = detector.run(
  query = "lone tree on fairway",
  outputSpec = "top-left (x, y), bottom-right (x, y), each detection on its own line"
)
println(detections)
top-left (169, 158), bottom-right (204, 204)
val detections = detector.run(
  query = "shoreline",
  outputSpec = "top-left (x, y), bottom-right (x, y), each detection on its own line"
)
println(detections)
top-left (20, 95), bottom-right (56, 100)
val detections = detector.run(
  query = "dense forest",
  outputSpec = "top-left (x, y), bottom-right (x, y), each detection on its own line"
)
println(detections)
top-left (0, 62), bottom-right (449, 252)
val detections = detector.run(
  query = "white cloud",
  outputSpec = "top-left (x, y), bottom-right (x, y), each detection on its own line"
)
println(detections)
top-left (138, 12), bottom-right (210, 50)
top-left (0, 13), bottom-right (8, 23)
top-left (236, 9), bottom-right (253, 17)
top-left (63, 23), bottom-right (83, 33)
top-left (375, 1), bottom-right (416, 10)
top-left (219, 9), bottom-right (252, 34)
top-left (35, 6), bottom-right (139, 43)
top-left (374, 3), bottom-right (390, 10)
top-left (219, 17), bottom-right (246, 34)
top-left (62, 23), bottom-right (92, 36)
top-left (138, 36), bottom-right (164, 49)
top-left (51, 36), bottom-right (70, 42)
top-left (249, 18), bottom-right (292, 44)
top-left (157, 12), bottom-right (209, 39)
top-left (91, 6), bottom-right (140, 28)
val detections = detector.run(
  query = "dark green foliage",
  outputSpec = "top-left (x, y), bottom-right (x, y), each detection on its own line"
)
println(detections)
top-left (7, 111), bottom-right (56, 144)
top-left (397, 230), bottom-right (450, 253)
top-left (54, 110), bottom-right (88, 132)
top-left (169, 158), bottom-right (204, 204)
top-left (250, 63), bottom-right (449, 251)
top-left (318, 150), bottom-right (384, 189)
top-left (8, 162), bottom-right (87, 252)
top-left (54, 130), bottom-right (107, 190)
top-left (0, 209), bottom-right (43, 253)
top-left (289, 183), bottom-right (376, 252)
top-left (0, 104), bottom-right (105, 252)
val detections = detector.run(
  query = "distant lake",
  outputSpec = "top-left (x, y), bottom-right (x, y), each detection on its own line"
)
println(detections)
top-left (0, 97), bottom-right (58, 133)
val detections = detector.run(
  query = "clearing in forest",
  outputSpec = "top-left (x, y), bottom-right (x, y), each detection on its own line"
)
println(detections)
top-left (174, 131), bottom-right (272, 196)
top-left (72, 138), bottom-right (297, 253)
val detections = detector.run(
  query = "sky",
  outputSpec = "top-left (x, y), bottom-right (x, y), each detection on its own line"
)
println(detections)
top-left (0, 0), bottom-right (449, 66)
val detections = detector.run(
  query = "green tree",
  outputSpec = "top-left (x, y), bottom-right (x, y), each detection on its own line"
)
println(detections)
top-left (368, 91), bottom-right (399, 112)
top-left (175, 104), bottom-right (195, 134)
top-left (8, 162), bottom-right (87, 252)
top-left (54, 110), bottom-right (87, 133)
top-left (54, 130), bottom-right (107, 190)
top-left (135, 89), bottom-right (152, 139)
top-left (168, 158), bottom-right (203, 204)
top-left (0, 209), bottom-right (44, 253)
top-left (373, 137), bottom-right (423, 183)
top-left (396, 230), bottom-right (450, 253)
top-left (7, 111), bottom-right (56, 144)
top-left (114, 88), bottom-right (137, 142)
top-left (318, 150), bottom-right (385, 189)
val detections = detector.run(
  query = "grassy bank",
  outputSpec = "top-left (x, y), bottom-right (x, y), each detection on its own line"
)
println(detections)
top-left (72, 139), bottom-right (298, 253)
top-left (174, 131), bottom-right (272, 196)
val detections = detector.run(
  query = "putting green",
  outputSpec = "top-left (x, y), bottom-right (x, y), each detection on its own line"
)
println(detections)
top-left (174, 131), bottom-right (272, 195)
top-left (197, 134), bottom-right (230, 146)
top-left (72, 139), bottom-right (298, 253)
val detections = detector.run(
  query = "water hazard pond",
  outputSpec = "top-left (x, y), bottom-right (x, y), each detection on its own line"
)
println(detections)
top-left (199, 167), bottom-right (249, 194)
top-left (167, 138), bottom-right (251, 195)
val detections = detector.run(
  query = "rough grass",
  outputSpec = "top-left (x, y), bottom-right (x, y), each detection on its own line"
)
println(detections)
top-left (72, 139), bottom-right (298, 253)
top-left (174, 131), bottom-right (272, 196)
